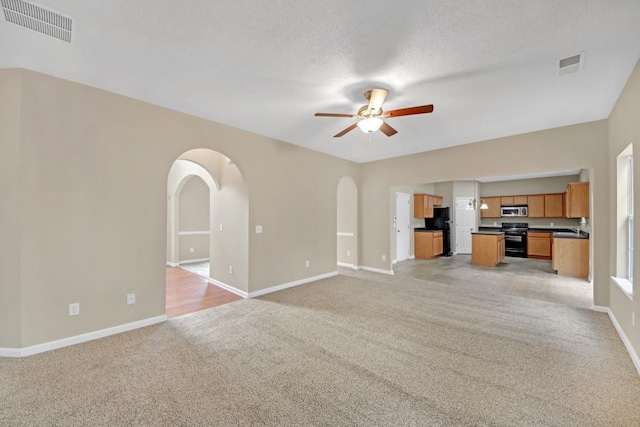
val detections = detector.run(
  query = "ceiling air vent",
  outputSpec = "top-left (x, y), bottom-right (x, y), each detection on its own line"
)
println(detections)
top-left (556, 53), bottom-right (583, 77)
top-left (1, 0), bottom-right (73, 43)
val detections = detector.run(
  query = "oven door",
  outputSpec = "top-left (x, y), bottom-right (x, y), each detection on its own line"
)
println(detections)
top-left (504, 234), bottom-right (527, 256)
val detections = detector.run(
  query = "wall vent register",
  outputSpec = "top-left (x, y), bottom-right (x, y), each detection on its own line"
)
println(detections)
top-left (1, 0), bottom-right (73, 43)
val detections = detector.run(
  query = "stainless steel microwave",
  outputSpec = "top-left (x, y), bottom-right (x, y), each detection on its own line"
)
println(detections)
top-left (501, 206), bottom-right (528, 217)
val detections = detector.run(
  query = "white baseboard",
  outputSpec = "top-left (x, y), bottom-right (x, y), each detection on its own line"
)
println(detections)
top-left (337, 262), bottom-right (359, 270)
top-left (360, 266), bottom-right (395, 275)
top-left (0, 315), bottom-right (167, 358)
top-left (409, 255), bottom-right (415, 260)
top-left (248, 271), bottom-right (338, 298)
top-left (179, 258), bottom-right (209, 265)
top-left (591, 305), bottom-right (609, 313)
top-left (166, 262), bottom-right (179, 267)
top-left (601, 307), bottom-right (640, 376)
top-left (207, 278), bottom-right (248, 298)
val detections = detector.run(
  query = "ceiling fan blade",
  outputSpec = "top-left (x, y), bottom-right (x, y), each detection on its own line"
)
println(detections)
top-left (383, 104), bottom-right (434, 118)
top-left (367, 88), bottom-right (388, 114)
top-left (334, 123), bottom-right (358, 137)
top-left (379, 122), bottom-right (398, 137)
top-left (315, 113), bottom-right (357, 118)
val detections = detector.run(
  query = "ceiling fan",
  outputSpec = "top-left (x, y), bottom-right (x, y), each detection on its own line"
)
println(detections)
top-left (314, 89), bottom-right (434, 137)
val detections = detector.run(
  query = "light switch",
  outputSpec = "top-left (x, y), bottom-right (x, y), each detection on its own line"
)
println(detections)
top-left (256, 225), bottom-right (263, 234)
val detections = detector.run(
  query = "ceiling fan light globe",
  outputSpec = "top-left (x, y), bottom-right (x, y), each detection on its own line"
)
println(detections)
top-left (357, 117), bottom-right (383, 133)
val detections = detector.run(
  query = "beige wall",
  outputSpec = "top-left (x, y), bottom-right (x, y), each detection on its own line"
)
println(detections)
top-left (608, 59), bottom-right (640, 356)
top-left (480, 175), bottom-right (579, 197)
top-left (209, 154), bottom-right (249, 291)
top-left (360, 120), bottom-right (609, 306)
top-left (178, 176), bottom-right (210, 261)
top-left (0, 69), bottom-right (22, 347)
top-left (337, 177), bottom-right (358, 267)
top-left (1, 69), bottom-right (358, 348)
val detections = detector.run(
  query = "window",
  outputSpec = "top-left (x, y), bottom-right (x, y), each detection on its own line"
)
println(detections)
top-left (614, 144), bottom-right (634, 298)
top-left (628, 154), bottom-right (634, 281)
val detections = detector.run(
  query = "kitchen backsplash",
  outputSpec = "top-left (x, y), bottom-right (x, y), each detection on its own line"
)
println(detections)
top-left (480, 217), bottom-right (582, 228)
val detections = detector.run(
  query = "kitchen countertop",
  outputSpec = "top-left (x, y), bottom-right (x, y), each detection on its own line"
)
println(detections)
top-left (471, 231), bottom-right (505, 235)
top-left (414, 228), bottom-right (442, 233)
top-left (552, 231), bottom-right (589, 239)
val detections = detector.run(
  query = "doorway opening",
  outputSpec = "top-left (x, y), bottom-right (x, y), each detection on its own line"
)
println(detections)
top-left (166, 149), bottom-right (249, 317)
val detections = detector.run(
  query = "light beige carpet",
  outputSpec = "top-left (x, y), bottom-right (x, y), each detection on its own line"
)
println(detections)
top-left (1, 266), bottom-right (639, 426)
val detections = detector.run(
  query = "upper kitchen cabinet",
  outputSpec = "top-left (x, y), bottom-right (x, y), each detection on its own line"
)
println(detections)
top-left (414, 194), bottom-right (443, 218)
top-left (564, 182), bottom-right (589, 218)
top-left (480, 197), bottom-right (501, 218)
top-left (501, 196), bottom-right (527, 205)
top-left (544, 193), bottom-right (564, 218)
top-left (527, 195), bottom-right (545, 217)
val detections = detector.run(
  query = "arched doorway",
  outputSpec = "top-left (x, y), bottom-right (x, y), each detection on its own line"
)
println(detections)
top-left (337, 176), bottom-right (358, 269)
top-left (166, 149), bottom-right (249, 317)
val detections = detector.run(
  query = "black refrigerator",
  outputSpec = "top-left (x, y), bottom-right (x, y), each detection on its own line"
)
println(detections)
top-left (424, 207), bottom-right (452, 257)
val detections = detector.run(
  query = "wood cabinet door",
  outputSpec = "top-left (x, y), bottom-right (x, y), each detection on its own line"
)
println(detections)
top-left (433, 236), bottom-right (443, 255)
top-left (545, 194), bottom-right (564, 217)
top-left (424, 196), bottom-right (434, 218)
top-left (481, 197), bottom-right (501, 218)
top-left (501, 196), bottom-right (514, 205)
top-left (566, 183), bottom-right (589, 218)
top-left (432, 196), bottom-right (443, 206)
top-left (413, 194), bottom-right (425, 218)
top-left (414, 232), bottom-right (427, 258)
top-left (527, 233), bottom-right (551, 258)
top-left (527, 195), bottom-right (545, 217)
top-left (513, 196), bottom-right (528, 204)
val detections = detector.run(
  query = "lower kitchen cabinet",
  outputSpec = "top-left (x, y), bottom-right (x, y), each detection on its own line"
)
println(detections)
top-left (527, 232), bottom-right (552, 260)
top-left (415, 231), bottom-right (443, 259)
top-left (552, 237), bottom-right (589, 279)
top-left (471, 233), bottom-right (505, 267)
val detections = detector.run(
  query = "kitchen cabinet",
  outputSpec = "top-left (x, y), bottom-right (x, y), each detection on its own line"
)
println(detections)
top-left (500, 195), bottom-right (527, 205)
top-left (413, 194), bottom-right (443, 218)
top-left (565, 182), bottom-right (589, 218)
top-left (545, 193), bottom-right (564, 218)
top-left (527, 195), bottom-right (545, 218)
top-left (480, 197), bottom-right (501, 218)
top-left (552, 237), bottom-right (589, 279)
top-left (527, 232), bottom-right (552, 259)
top-left (415, 231), bottom-right (443, 259)
top-left (471, 232), bottom-right (505, 267)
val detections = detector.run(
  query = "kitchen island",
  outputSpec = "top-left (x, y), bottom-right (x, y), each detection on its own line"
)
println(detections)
top-left (471, 231), bottom-right (505, 267)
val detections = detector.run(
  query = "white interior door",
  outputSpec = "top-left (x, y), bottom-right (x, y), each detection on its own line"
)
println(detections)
top-left (455, 197), bottom-right (476, 254)
top-left (395, 193), bottom-right (410, 262)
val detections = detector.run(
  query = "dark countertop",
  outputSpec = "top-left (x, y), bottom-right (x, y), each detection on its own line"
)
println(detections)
top-left (414, 228), bottom-right (442, 233)
top-left (471, 231), bottom-right (505, 235)
top-left (552, 231), bottom-right (589, 239)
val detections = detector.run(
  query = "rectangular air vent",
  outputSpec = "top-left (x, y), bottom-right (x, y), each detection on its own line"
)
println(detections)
top-left (556, 53), bottom-right (583, 77)
top-left (1, 0), bottom-right (73, 43)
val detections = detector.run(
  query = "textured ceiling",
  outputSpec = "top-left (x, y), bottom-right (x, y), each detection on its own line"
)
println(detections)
top-left (1, 1), bottom-right (639, 163)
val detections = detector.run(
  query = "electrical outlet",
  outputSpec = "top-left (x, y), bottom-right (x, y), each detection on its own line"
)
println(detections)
top-left (382, 255), bottom-right (387, 261)
top-left (229, 265), bottom-right (233, 274)
top-left (127, 293), bottom-right (136, 305)
top-left (347, 250), bottom-right (351, 257)
top-left (190, 247), bottom-right (194, 253)
top-left (69, 303), bottom-right (80, 316)
top-left (255, 225), bottom-right (263, 234)
top-left (305, 260), bottom-right (310, 268)
top-left (220, 224), bottom-right (223, 232)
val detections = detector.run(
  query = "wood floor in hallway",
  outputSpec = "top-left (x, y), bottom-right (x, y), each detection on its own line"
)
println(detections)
top-left (166, 267), bottom-right (242, 318)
